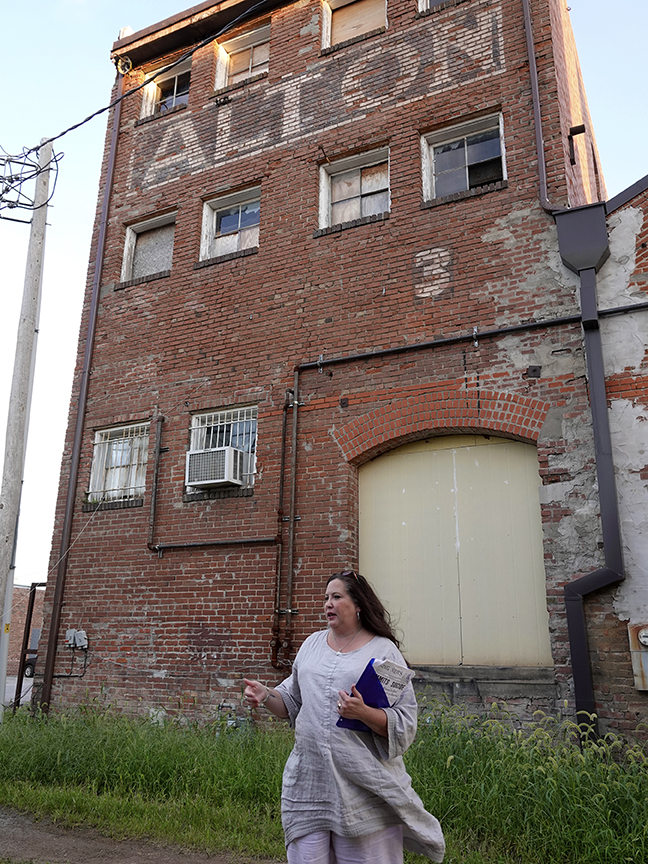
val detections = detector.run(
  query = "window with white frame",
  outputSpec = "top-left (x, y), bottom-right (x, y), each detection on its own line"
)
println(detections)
top-left (187, 406), bottom-right (258, 489)
top-left (323, 0), bottom-right (386, 49)
top-left (319, 148), bottom-right (389, 229)
top-left (422, 115), bottom-right (506, 201)
top-left (417, 0), bottom-right (447, 11)
top-left (215, 24), bottom-right (271, 89)
top-left (200, 187), bottom-right (260, 260)
top-left (121, 213), bottom-right (176, 283)
top-left (141, 59), bottom-right (191, 117)
top-left (88, 423), bottom-right (150, 502)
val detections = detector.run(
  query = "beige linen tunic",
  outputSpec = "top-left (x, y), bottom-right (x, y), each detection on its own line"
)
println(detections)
top-left (275, 630), bottom-right (445, 862)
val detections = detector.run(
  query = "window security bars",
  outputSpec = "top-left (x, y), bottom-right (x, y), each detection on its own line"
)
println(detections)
top-left (88, 424), bottom-right (150, 502)
top-left (190, 406), bottom-right (257, 455)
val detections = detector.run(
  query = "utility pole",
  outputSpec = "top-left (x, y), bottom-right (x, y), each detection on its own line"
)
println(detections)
top-left (0, 140), bottom-right (52, 720)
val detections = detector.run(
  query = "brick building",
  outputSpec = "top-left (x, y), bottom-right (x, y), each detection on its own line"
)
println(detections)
top-left (39, 0), bottom-right (648, 734)
top-left (7, 585), bottom-right (43, 676)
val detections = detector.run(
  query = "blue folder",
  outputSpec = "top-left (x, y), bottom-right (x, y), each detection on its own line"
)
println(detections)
top-left (336, 658), bottom-right (390, 732)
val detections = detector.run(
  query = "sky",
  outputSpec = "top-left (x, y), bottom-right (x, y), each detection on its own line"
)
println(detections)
top-left (0, 0), bottom-right (646, 592)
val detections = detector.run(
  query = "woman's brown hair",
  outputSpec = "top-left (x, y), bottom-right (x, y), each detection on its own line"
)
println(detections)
top-left (327, 571), bottom-right (401, 649)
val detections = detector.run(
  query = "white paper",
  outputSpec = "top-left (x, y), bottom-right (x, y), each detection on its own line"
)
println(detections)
top-left (372, 659), bottom-right (414, 705)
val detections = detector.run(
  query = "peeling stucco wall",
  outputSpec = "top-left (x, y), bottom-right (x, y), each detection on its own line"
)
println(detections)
top-left (598, 206), bottom-right (648, 625)
top-left (609, 398), bottom-right (648, 623)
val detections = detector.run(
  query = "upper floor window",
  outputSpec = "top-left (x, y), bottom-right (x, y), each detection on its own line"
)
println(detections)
top-left (200, 187), bottom-right (261, 260)
top-left (88, 423), bottom-right (150, 503)
top-left (323, 0), bottom-right (386, 49)
top-left (121, 213), bottom-right (176, 283)
top-left (141, 59), bottom-right (191, 117)
top-left (319, 148), bottom-right (389, 229)
top-left (215, 24), bottom-right (270, 90)
top-left (418, 0), bottom-right (447, 11)
top-left (186, 406), bottom-right (258, 489)
top-left (422, 115), bottom-right (506, 201)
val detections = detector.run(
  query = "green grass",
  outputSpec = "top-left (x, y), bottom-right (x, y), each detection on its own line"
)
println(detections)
top-left (0, 701), bottom-right (646, 863)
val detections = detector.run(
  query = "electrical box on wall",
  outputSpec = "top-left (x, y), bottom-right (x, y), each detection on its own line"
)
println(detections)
top-left (65, 628), bottom-right (88, 649)
top-left (628, 624), bottom-right (648, 690)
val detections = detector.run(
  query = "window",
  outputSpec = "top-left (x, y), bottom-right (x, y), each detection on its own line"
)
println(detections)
top-left (418, 0), bottom-right (448, 11)
top-left (121, 213), bottom-right (176, 283)
top-left (88, 423), bottom-right (150, 503)
top-left (141, 59), bottom-right (191, 117)
top-left (319, 149), bottom-right (389, 229)
top-left (200, 187), bottom-right (260, 260)
top-left (422, 115), bottom-right (506, 201)
top-left (215, 24), bottom-right (270, 90)
top-left (186, 406), bottom-right (258, 489)
top-left (323, 0), bottom-right (386, 49)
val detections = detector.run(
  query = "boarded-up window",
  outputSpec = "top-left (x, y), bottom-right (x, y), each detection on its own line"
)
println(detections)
top-left (359, 435), bottom-right (552, 667)
top-left (132, 224), bottom-right (175, 279)
top-left (330, 0), bottom-right (385, 47)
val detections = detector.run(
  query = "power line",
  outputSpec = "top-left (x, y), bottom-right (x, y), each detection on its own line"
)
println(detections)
top-left (0, 0), bottom-right (272, 212)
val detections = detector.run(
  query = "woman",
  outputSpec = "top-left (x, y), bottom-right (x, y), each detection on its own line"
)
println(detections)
top-left (243, 570), bottom-right (445, 864)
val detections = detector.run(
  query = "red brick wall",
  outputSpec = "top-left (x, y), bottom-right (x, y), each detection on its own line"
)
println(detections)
top-left (7, 586), bottom-right (44, 676)
top-left (40, 0), bottom-right (648, 732)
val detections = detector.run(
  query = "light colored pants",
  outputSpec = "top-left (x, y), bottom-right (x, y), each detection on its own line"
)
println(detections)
top-left (287, 826), bottom-right (403, 864)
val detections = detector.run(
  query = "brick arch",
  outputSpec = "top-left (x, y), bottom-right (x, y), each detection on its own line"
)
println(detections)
top-left (334, 389), bottom-right (550, 465)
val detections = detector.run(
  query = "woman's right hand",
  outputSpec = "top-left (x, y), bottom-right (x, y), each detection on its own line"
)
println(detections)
top-left (242, 678), bottom-right (289, 718)
top-left (243, 678), bottom-right (269, 709)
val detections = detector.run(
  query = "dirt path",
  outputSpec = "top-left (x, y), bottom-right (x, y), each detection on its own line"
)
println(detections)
top-left (0, 807), bottom-right (285, 864)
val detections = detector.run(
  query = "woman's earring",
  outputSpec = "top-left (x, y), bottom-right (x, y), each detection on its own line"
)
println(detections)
top-left (356, 610), bottom-right (360, 620)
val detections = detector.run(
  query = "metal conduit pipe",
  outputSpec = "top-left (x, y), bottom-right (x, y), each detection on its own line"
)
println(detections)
top-left (271, 390), bottom-right (292, 668)
top-left (151, 538), bottom-right (277, 556)
top-left (40, 73), bottom-right (126, 713)
top-left (147, 415), bottom-right (165, 551)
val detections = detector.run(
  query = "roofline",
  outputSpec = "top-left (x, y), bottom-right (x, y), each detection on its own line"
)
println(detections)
top-left (605, 173), bottom-right (648, 215)
top-left (111, 0), bottom-right (288, 68)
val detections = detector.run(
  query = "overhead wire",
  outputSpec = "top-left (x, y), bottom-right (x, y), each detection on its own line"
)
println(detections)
top-left (0, 0), bottom-right (274, 196)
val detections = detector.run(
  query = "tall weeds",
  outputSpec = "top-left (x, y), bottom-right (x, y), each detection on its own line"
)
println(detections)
top-left (407, 702), bottom-right (648, 863)
top-left (0, 701), bottom-right (646, 863)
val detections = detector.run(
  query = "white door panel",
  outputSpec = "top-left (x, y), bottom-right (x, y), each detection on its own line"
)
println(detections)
top-left (359, 436), bottom-right (552, 667)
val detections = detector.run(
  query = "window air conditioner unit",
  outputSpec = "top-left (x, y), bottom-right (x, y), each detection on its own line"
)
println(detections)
top-left (185, 446), bottom-right (247, 487)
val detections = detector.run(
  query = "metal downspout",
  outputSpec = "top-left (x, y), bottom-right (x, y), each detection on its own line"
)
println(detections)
top-left (40, 73), bottom-right (125, 712)
top-left (283, 371), bottom-right (300, 656)
top-left (271, 390), bottom-right (292, 668)
top-left (555, 205), bottom-right (623, 734)
top-left (565, 267), bottom-right (624, 731)
top-left (521, 0), bottom-right (560, 214)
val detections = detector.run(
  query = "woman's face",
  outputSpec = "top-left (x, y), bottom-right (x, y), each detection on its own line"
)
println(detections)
top-left (324, 578), bottom-right (360, 633)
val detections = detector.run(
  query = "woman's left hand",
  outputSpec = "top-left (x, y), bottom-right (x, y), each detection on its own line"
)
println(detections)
top-left (337, 685), bottom-right (389, 738)
top-left (337, 685), bottom-right (366, 720)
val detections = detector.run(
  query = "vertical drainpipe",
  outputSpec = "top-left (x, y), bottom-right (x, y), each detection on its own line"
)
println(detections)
top-left (554, 203), bottom-right (624, 735)
top-left (283, 371), bottom-right (300, 655)
top-left (522, 0), bottom-right (624, 732)
top-left (40, 73), bottom-right (125, 712)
